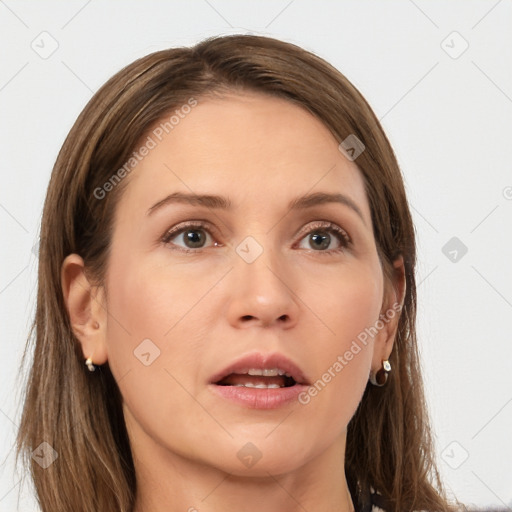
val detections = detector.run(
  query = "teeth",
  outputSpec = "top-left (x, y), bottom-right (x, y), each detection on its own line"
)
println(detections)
top-left (234, 383), bottom-right (283, 389)
top-left (246, 368), bottom-right (289, 377)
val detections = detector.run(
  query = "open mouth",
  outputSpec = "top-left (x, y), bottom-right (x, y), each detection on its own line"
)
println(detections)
top-left (209, 357), bottom-right (309, 408)
top-left (215, 370), bottom-right (297, 389)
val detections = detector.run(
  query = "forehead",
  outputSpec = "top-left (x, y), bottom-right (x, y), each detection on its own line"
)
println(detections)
top-left (115, 91), bottom-right (371, 224)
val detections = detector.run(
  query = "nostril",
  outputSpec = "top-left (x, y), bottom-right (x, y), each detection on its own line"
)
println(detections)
top-left (239, 314), bottom-right (289, 324)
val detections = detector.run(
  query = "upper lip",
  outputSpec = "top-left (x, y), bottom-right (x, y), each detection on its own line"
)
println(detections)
top-left (209, 352), bottom-right (310, 385)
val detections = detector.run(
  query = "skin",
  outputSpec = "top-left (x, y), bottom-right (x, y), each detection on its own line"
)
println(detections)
top-left (62, 91), bottom-right (406, 512)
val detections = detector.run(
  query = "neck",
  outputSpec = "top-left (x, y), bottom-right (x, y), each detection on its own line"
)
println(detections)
top-left (129, 425), bottom-right (355, 512)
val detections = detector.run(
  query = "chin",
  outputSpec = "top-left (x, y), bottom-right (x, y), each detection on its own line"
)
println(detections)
top-left (221, 455), bottom-right (307, 479)
top-left (204, 437), bottom-right (312, 478)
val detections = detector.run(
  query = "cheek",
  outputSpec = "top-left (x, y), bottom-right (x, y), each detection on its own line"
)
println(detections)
top-left (103, 255), bottom-right (223, 401)
top-left (304, 257), bottom-right (383, 345)
top-left (105, 252), bottom-right (219, 345)
top-left (295, 260), bottom-right (382, 424)
top-left (104, 266), bottom-right (172, 365)
top-left (103, 258), bottom-right (216, 446)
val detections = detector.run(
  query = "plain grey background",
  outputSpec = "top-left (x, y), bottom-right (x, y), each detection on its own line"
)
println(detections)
top-left (1, 1), bottom-right (511, 510)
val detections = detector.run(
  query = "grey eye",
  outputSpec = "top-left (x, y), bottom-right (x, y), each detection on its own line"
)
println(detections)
top-left (170, 228), bottom-right (212, 249)
top-left (298, 230), bottom-right (341, 251)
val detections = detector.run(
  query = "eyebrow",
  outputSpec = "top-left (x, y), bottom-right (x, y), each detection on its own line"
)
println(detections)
top-left (289, 192), bottom-right (366, 226)
top-left (146, 191), bottom-right (366, 226)
top-left (147, 192), bottom-right (231, 214)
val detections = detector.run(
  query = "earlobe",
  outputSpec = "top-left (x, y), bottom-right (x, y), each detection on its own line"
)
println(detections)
top-left (61, 254), bottom-right (108, 366)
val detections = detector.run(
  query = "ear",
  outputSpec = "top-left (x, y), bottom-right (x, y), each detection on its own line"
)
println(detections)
top-left (371, 254), bottom-right (407, 371)
top-left (61, 253), bottom-right (108, 366)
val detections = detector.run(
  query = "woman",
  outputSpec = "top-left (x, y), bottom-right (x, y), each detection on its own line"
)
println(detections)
top-left (16, 34), bottom-right (465, 512)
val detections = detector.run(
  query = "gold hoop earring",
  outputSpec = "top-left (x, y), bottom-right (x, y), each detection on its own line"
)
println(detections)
top-left (369, 359), bottom-right (391, 387)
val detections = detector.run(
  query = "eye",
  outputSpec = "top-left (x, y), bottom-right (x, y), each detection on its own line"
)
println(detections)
top-left (296, 221), bottom-right (351, 253)
top-left (161, 221), bottom-right (219, 251)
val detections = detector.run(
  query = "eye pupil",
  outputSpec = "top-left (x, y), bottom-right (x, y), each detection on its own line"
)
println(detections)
top-left (185, 229), bottom-right (205, 248)
top-left (310, 232), bottom-right (330, 250)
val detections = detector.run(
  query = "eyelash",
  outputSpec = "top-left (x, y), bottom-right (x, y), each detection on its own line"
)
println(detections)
top-left (160, 220), bottom-right (352, 255)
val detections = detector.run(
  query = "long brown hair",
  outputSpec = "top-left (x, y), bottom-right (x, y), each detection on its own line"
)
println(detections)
top-left (16, 34), bottom-right (462, 511)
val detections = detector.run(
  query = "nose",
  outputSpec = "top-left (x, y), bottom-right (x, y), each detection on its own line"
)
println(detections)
top-left (225, 247), bottom-right (300, 330)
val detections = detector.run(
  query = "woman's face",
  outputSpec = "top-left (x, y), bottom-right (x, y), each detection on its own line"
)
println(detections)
top-left (100, 91), bottom-right (394, 476)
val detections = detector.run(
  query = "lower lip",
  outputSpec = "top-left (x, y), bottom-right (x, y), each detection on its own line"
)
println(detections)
top-left (208, 383), bottom-right (309, 409)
